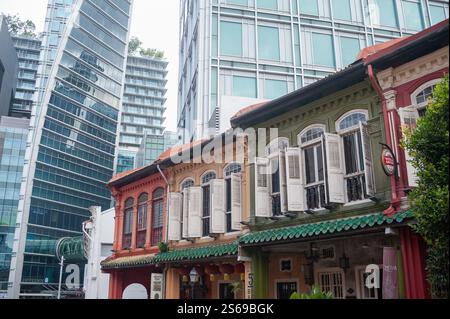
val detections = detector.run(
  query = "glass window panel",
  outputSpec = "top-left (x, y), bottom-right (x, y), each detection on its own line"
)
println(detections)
top-left (333, 0), bottom-right (352, 20)
top-left (374, 0), bottom-right (399, 28)
top-left (265, 79), bottom-right (288, 99)
top-left (228, 0), bottom-right (248, 5)
top-left (258, 0), bottom-right (278, 10)
top-left (429, 5), bottom-right (447, 25)
top-left (258, 26), bottom-right (280, 61)
top-left (233, 76), bottom-right (257, 98)
top-left (304, 147), bottom-right (316, 184)
top-left (341, 37), bottom-right (361, 66)
top-left (312, 33), bottom-right (336, 67)
top-left (402, 1), bottom-right (424, 30)
top-left (299, 0), bottom-right (319, 15)
top-left (220, 21), bottom-right (243, 56)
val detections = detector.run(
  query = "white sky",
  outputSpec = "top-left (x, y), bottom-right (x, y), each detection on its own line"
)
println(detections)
top-left (0, 0), bottom-right (180, 131)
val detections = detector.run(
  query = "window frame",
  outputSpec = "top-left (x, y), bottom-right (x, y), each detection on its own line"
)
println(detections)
top-left (151, 188), bottom-right (165, 246)
top-left (201, 171), bottom-right (217, 237)
top-left (298, 125), bottom-right (327, 210)
top-left (224, 163), bottom-right (242, 233)
top-left (410, 79), bottom-right (442, 111)
top-left (122, 197), bottom-right (134, 249)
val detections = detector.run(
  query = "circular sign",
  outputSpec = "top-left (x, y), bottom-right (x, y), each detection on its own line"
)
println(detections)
top-left (381, 147), bottom-right (396, 176)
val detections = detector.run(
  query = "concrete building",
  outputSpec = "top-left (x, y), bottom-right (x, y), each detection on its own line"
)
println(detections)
top-left (7, 0), bottom-right (133, 298)
top-left (10, 36), bottom-right (42, 119)
top-left (0, 116), bottom-right (29, 298)
top-left (177, 0), bottom-right (450, 143)
top-left (117, 54), bottom-right (168, 173)
top-left (0, 15), bottom-right (19, 117)
top-left (82, 206), bottom-right (114, 299)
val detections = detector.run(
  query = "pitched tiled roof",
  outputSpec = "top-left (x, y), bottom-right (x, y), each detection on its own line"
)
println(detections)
top-left (239, 211), bottom-right (414, 246)
top-left (101, 254), bottom-right (155, 270)
top-left (357, 37), bottom-right (406, 60)
top-left (153, 241), bottom-right (239, 264)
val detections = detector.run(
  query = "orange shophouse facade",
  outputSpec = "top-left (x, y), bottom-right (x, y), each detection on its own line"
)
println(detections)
top-left (102, 165), bottom-right (170, 299)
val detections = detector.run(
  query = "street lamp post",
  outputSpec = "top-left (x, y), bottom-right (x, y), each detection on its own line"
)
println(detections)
top-left (57, 256), bottom-right (65, 299)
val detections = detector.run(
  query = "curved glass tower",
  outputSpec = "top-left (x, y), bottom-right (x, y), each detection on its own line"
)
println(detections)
top-left (8, 0), bottom-right (132, 298)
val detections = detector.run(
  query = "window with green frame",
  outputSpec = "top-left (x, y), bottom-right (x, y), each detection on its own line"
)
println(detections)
top-left (232, 76), bottom-right (257, 98)
top-left (258, 25), bottom-right (280, 61)
top-left (220, 21), bottom-right (243, 56)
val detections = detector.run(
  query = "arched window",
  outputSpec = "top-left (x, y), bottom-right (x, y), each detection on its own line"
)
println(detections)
top-left (224, 163), bottom-right (242, 232)
top-left (298, 125), bottom-right (326, 210)
top-left (201, 171), bottom-right (216, 184)
top-left (265, 137), bottom-right (289, 156)
top-left (337, 111), bottom-right (367, 132)
top-left (336, 110), bottom-right (372, 202)
top-left (201, 171), bottom-right (216, 237)
top-left (181, 179), bottom-right (194, 190)
top-left (136, 193), bottom-right (148, 248)
top-left (151, 188), bottom-right (164, 246)
top-left (411, 79), bottom-right (441, 117)
top-left (122, 198), bottom-right (134, 249)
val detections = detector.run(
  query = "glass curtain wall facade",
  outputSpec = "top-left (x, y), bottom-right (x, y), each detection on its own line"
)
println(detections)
top-left (7, 0), bottom-right (132, 298)
top-left (117, 55), bottom-right (168, 173)
top-left (10, 36), bottom-right (42, 118)
top-left (177, 0), bottom-right (449, 143)
top-left (0, 117), bottom-right (29, 296)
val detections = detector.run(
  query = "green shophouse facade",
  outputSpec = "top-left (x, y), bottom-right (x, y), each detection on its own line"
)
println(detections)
top-left (231, 60), bottom-right (418, 299)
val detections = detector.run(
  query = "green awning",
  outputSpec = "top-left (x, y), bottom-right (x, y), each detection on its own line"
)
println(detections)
top-left (101, 254), bottom-right (155, 270)
top-left (152, 241), bottom-right (239, 264)
top-left (240, 211), bottom-right (414, 246)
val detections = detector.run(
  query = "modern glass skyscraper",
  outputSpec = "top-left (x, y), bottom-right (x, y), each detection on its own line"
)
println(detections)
top-left (177, 0), bottom-right (449, 143)
top-left (7, 0), bottom-right (132, 298)
top-left (117, 54), bottom-right (168, 173)
top-left (10, 36), bottom-right (42, 118)
top-left (0, 117), bottom-right (29, 297)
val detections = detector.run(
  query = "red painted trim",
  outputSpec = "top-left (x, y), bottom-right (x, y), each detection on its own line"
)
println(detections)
top-left (399, 227), bottom-right (430, 299)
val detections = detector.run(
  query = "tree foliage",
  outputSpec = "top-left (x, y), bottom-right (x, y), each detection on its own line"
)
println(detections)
top-left (402, 75), bottom-right (449, 299)
top-left (128, 36), bottom-right (165, 59)
top-left (3, 14), bottom-right (37, 38)
top-left (290, 285), bottom-right (334, 299)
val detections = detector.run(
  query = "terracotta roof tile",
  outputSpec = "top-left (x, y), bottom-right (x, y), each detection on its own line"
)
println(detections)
top-left (357, 37), bottom-right (407, 60)
top-left (231, 101), bottom-right (270, 122)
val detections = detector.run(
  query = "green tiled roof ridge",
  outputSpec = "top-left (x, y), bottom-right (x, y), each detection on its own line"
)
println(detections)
top-left (240, 210), bottom-right (414, 245)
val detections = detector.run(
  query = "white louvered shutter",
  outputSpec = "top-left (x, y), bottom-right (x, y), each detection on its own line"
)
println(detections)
top-left (360, 122), bottom-right (376, 196)
top-left (188, 187), bottom-right (202, 238)
top-left (168, 193), bottom-right (182, 241)
top-left (279, 150), bottom-right (288, 213)
top-left (324, 133), bottom-right (346, 204)
top-left (210, 179), bottom-right (226, 234)
top-left (398, 106), bottom-right (420, 187)
top-left (231, 173), bottom-right (242, 230)
top-left (255, 157), bottom-right (270, 217)
top-left (182, 189), bottom-right (189, 239)
top-left (285, 147), bottom-right (305, 211)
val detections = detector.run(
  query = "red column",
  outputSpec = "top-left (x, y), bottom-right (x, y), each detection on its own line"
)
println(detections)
top-left (109, 272), bottom-right (124, 299)
top-left (399, 227), bottom-right (430, 299)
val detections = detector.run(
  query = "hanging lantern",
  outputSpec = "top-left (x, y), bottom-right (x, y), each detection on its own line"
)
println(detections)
top-left (219, 264), bottom-right (234, 281)
top-left (205, 265), bottom-right (219, 282)
top-left (178, 267), bottom-right (190, 283)
top-left (235, 263), bottom-right (245, 281)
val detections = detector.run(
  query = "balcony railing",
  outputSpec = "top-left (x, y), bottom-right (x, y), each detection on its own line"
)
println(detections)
top-left (137, 230), bottom-right (146, 248)
top-left (345, 173), bottom-right (366, 202)
top-left (306, 183), bottom-right (326, 210)
top-left (271, 194), bottom-right (282, 216)
top-left (151, 227), bottom-right (163, 247)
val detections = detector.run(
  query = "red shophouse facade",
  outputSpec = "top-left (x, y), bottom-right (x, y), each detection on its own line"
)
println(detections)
top-left (105, 167), bottom-right (170, 299)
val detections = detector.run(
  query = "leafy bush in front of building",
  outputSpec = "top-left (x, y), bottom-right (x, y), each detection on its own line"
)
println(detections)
top-left (402, 75), bottom-right (449, 299)
top-left (290, 285), bottom-right (333, 299)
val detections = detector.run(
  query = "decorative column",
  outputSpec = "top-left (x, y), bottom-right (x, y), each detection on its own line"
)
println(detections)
top-left (399, 227), bottom-right (430, 299)
top-left (145, 199), bottom-right (153, 248)
top-left (131, 204), bottom-right (138, 250)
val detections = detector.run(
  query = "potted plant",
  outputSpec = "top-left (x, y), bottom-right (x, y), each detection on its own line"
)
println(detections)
top-left (158, 242), bottom-right (169, 253)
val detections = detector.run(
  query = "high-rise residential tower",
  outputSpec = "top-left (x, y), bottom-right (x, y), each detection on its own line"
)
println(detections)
top-left (117, 54), bottom-right (168, 173)
top-left (10, 36), bottom-right (42, 118)
top-left (177, 0), bottom-right (449, 143)
top-left (0, 15), bottom-right (18, 117)
top-left (8, 0), bottom-right (132, 298)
